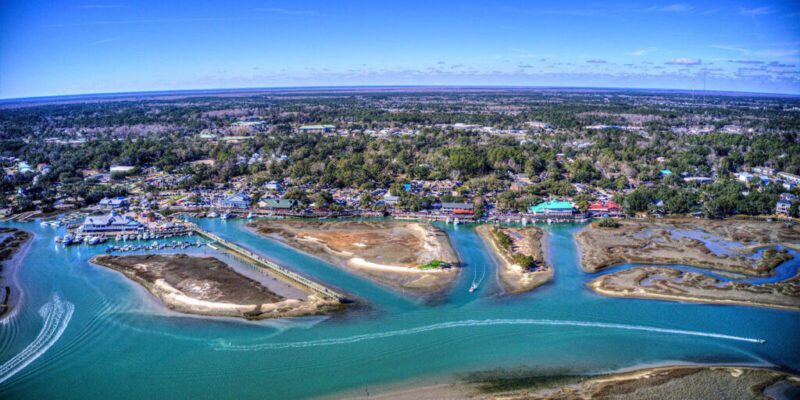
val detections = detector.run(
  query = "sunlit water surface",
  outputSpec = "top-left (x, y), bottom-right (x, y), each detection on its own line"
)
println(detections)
top-left (0, 219), bottom-right (798, 399)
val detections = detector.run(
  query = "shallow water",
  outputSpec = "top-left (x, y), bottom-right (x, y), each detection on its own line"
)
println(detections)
top-left (0, 220), bottom-right (798, 399)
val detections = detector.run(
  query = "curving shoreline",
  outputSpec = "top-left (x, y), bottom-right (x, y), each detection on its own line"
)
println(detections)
top-left (475, 225), bottom-right (553, 293)
top-left (577, 218), bottom-right (800, 311)
top-left (91, 254), bottom-right (343, 320)
top-left (575, 218), bottom-right (798, 276)
top-left (342, 364), bottom-right (800, 399)
top-left (588, 266), bottom-right (800, 312)
top-left (247, 220), bottom-right (460, 296)
top-left (0, 228), bottom-right (33, 320)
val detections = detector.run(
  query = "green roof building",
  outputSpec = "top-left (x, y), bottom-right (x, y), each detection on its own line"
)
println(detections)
top-left (528, 200), bottom-right (576, 216)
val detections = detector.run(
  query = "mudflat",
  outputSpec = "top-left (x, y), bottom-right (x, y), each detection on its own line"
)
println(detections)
top-left (476, 225), bottom-right (552, 293)
top-left (248, 220), bottom-right (460, 295)
top-left (590, 266), bottom-right (800, 311)
top-left (92, 254), bottom-right (341, 319)
top-left (576, 218), bottom-right (799, 275)
top-left (352, 365), bottom-right (799, 399)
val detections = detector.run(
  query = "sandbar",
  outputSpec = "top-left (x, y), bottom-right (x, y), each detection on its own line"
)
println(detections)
top-left (350, 365), bottom-right (800, 399)
top-left (248, 220), bottom-right (460, 295)
top-left (92, 254), bottom-right (342, 320)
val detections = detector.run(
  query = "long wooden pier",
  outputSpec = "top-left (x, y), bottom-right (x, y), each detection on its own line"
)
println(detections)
top-left (191, 227), bottom-right (348, 303)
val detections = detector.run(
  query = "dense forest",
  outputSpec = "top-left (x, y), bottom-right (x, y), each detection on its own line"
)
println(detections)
top-left (0, 89), bottom-right (798, 217)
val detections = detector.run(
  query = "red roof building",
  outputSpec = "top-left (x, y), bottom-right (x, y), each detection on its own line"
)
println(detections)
top-left (588, 200), bottom-right (622, 216)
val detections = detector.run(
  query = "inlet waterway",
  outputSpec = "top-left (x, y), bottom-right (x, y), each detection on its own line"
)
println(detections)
top-left (0, 219), bottom-right (798, 399)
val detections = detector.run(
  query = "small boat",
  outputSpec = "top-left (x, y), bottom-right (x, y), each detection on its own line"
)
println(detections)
top-left (469, 283), bottom-right (478, 293)
top-left (220, 211), bottom-right (230, 220)
top-left (63, 234), bottom-right (75, 245)
top-left (247, 212), bottom-right (253, 219)
top-left (54, 235), bottom-right (63, 243)
top-left (207, 211), bottom-right (218, 218)
top-left (40, 221), bottom-right (49, 227)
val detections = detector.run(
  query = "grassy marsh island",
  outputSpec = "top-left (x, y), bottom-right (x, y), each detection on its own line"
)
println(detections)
top-left (589, 266), bottom-right (800, 311)
top-left (578, 218), bottom-right (800, 310)
top-left (248, 220), bottom-right (460, 295)
top-left (91, 254), bottom-right (342, 320)
top-left (476, 225), bottom-right (552, 293)
top-left (576, 218), bottom-right (799, 275)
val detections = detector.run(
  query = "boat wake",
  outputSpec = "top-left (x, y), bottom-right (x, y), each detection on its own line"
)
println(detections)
top-left (0, 293), bottom-right (74, 385)
top-left (469, 264), bottom-right (486, 293)
top-left (214, 318), bottom-right (765, 351)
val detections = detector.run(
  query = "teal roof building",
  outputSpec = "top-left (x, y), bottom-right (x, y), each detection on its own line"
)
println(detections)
top-left (528, 200), bottom-right (576, 215)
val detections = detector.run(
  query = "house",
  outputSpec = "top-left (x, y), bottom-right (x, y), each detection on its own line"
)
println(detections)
top-left (587, 200), bottom-right (622, 217)
top-left (17, 162), bottom-right (32, 174)
top-left (440, 202), bottom-right (474, 214)
top-left (528, 200), bottom-right (577, 217)
top-left (780, 193), bottom-right (798, 203)
top-left (258, 199), bottom-right (297, 210)
top-left (659, 169), bottom-right (673, 176)
top-left (220, 193), bottom-right (251, 209)
top-left (98, 196), bottom-right (129, 210)
top-left (80, 212), bottom-right (142, 233)
top-left (383, 192), bottom-right (399, 206)
top-left (264, 180), bottom-right (281, 191)
top-left (776, 200), bottom-right (792, 216)
top-left (778, 172), bottom-right (800, 185)
top-left (299, 124), bottom-right (336, 133)
top-left (735, 172), bottom-right (754, 183)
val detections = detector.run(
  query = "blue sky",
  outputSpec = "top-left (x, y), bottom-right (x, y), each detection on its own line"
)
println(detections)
top-left (1, 0), bottom-right (799, 99)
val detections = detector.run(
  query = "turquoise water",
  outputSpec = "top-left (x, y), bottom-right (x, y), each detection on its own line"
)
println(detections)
top-left (1, 220), bottom-right (799, 399)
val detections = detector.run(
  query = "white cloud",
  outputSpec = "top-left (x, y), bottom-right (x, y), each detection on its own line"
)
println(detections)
top-left (665, 58), bottom-right (702, 66)
top-left (739, 7), bottom-right (773, 16)
top-left (640, 4), bottom-right (694, 13)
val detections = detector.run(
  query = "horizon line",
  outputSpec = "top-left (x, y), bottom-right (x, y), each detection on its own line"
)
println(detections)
top-left (2, 84), bottom-right (799, 105)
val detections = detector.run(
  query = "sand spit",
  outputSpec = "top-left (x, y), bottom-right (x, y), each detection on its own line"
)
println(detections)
top-left (352, 365), bottom-right (800, 400)
top-left (92, 254), bottom-right (341, 320)
top-left (589, 266), bottom-right (800, 311)
top-left (576, 218), bottom-right (799, 275)
top-left (249, 220), bottom-right (460, 295)
top-left (0, 228), bottom-right (32, 319)
top-left (476, 225), bottom-right (552, 293)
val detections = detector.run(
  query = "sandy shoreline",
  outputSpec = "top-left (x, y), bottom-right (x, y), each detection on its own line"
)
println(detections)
top-left (91, 254), bottom-right (342, 320)
top-left (342, 364), bottom-right (800, 399)
top-left (475, 225), bottom-right (552, 293)
top-left (0, 228), bottom-right (33, 320)
top-left (247, 220), bottom-right (460, 295)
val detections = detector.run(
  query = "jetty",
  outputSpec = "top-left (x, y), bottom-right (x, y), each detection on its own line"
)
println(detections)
top-left (190, 226), bottom-right (348, 303)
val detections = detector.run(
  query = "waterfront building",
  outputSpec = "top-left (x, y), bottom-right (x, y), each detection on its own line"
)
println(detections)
top-left (587, 200), bottom-right (622, 217)
top-left (258, 199), bottom-right (297, 210)
top-left (220, 193), bottom-right (251, 209)
top-left (440, 202), bottom-right (474, 214)
top-left (528, 200), bottom-right (577, 217)
top-left (80, 212), bottom-right (142, 233)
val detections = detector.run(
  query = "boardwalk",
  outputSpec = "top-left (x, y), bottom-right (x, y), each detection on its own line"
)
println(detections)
top-left (191, 226), bottom-right (348, 303)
